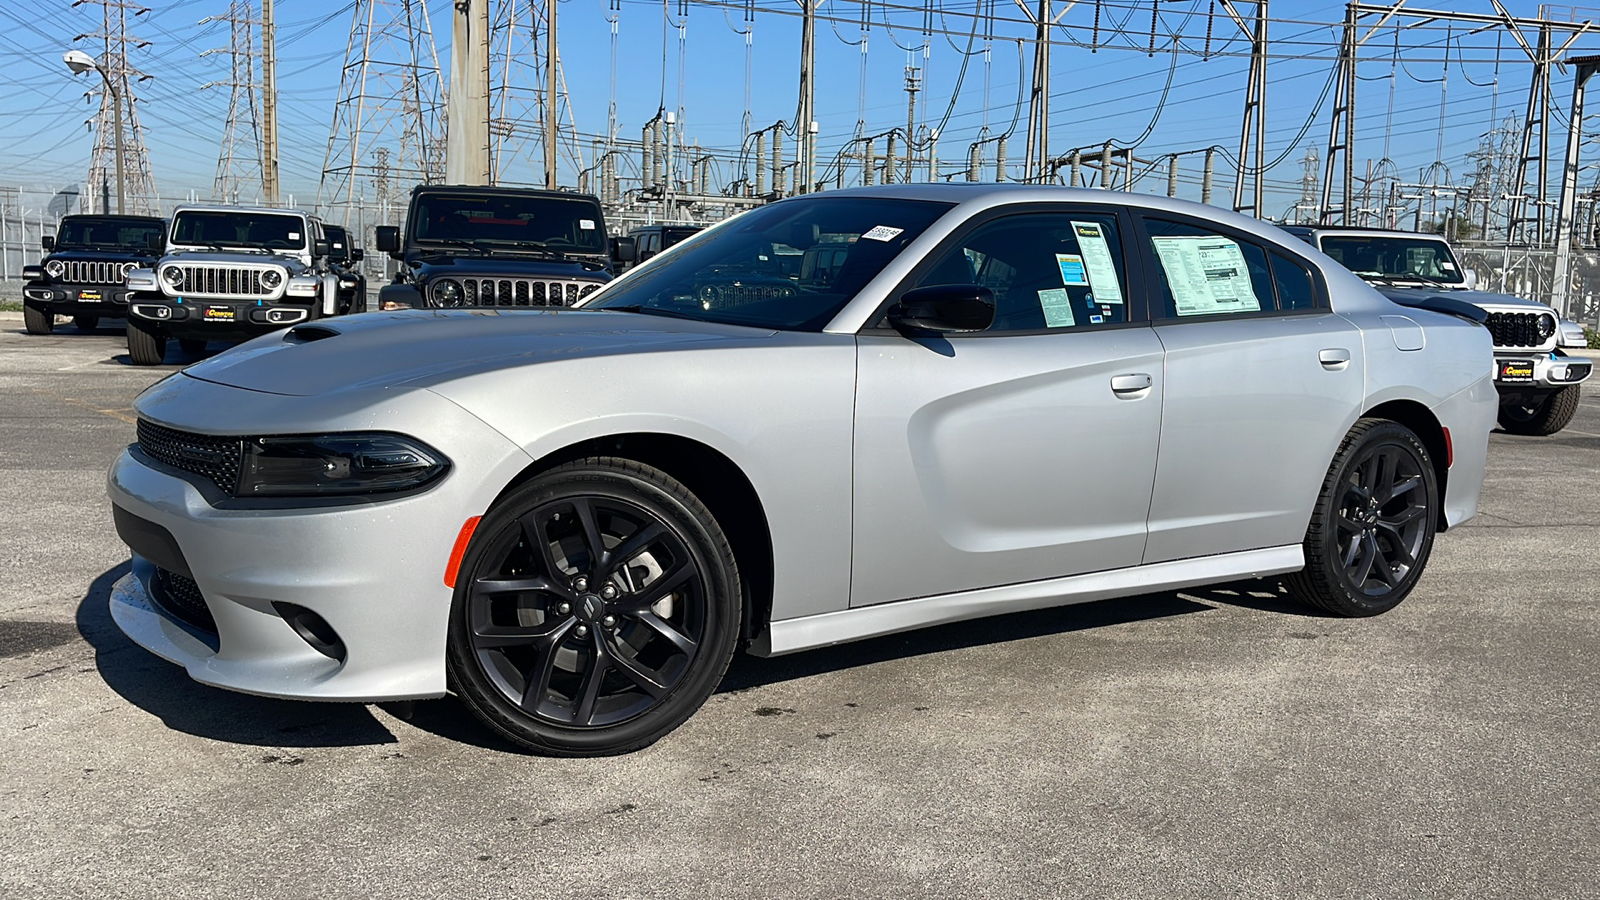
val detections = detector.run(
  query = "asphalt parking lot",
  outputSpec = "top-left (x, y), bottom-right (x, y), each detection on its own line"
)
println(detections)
top-left (2, 319), bottom-right (1598, 900)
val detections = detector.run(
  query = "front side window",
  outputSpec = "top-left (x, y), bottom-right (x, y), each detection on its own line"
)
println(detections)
top-left (411, 192), bottom-right (607, 255)
top-left (1145, 218), bottom-right (1274, 319)
top-left (908, 212), bottom-right (1132, 333)
top-left (590, 196), bottom-right (951, 331)
top-left (172, 211), bottom-right (306, 251)
top-left (1318, 235), bottom-right (1464, 285)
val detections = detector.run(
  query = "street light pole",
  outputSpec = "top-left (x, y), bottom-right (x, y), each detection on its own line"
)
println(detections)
top-left (106, 70), bottom-right (125, 215)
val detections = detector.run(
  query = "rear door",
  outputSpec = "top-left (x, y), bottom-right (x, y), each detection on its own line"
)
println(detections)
top-left (1137, 215), bottom-right (1365, 563)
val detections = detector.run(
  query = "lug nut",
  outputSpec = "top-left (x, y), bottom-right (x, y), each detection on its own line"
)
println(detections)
top-left (557, 602), bottom-right (571, 615)
top-left (573, 576), bottom-right (589, 592)
top-left (600, 584), bottom-right (618, 600)
top-left (602, 615), bottom-right (616, 628)
top-left (574, 624), bottom-right (589, 638)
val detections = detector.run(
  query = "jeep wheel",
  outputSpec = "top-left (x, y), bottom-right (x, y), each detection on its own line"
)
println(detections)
top-left (1286, 418), bottom-right (1439, 617)
top-left (1498, 386), bottom-right (1580, 436)
top-left (126, 320), bottom-right (167, 366)
top-left (73, 314), bottom-right (99, 332)
top-left (23, 305), bottom-right (54, 335)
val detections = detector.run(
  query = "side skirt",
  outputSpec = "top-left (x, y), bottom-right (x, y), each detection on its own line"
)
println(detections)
top-left (753, 545), bottom-right (1304, 657)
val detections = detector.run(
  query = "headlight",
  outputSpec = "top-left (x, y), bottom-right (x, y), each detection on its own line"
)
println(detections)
top-left (432, 279), bottom-right (463, 306)
top-left (161, 266), bottom-right (185, 288)
top-left (238, 433), bottom-right (449, 497)
top-left (44, 260), bottom-right (65, 279)
top-left (260, 268), bottom-right (284, 289)
top-left (1538, 314), bottom-right (1557, 341)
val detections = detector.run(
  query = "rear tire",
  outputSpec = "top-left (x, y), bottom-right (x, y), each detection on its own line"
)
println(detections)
top-left (126, 320), bottom-right (167, 366)
top-left (1286, 418), bottom-right (1439, 617)
top-left (23, 305), bottom-right (54, 335)
top-left (447, 458), bottom-right (742, 756)
top-left (1498, 385), bottom-right (1580, 436)
top-left (73, 314), bottom-right (99, 332)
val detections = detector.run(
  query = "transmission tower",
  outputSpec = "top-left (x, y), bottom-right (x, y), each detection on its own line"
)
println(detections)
top-left (202, 2), bottom-right (264, 203)
top-left (75, 0), bottom-right (158, 215)
top-left (319, 0), bottom-right (446, 221)
top-left (488, 0), bottom-right (580, 187)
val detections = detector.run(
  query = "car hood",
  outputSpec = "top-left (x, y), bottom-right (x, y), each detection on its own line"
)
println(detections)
top-left (46, 249), bottom-right (156, 263)
top-left (161, 249), bottom-right (310, 271)
top-left (411, 256), bottom-right (611, 280)
top-left (179, 308), bottom-right (777, 397)
top-left (1375, 285), bottom-right (1552, 313)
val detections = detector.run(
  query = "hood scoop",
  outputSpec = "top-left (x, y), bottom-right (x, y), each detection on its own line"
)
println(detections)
top-left (285, 324), bottom-right (341, 343)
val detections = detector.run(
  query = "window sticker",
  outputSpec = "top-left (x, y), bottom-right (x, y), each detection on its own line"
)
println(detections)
top-left (1069, 221), bottom-right (1124, 304)
top-left (1055, 253), bottom-right (1090, 286)
top-left (579, 219), bottom-right (596, 230)
top-left (288, 232), bottom-right (301, 240)
top-left (1151, 235), bottom-right (1261, 316)
top-left (1089, 314), bottom-right (1104, 324)
top-left (861, 225), bottom-right (905, 242)
top-left (1038, 288), bottom-right (1076, 328)
top-left (1439, 260), bottom-right (1457, 271)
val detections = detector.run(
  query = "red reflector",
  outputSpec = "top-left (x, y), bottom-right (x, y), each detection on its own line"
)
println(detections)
top-left (1442, 427), bottom-right (1453, 468)
top-left (444, 516), bottom-right (482, 589)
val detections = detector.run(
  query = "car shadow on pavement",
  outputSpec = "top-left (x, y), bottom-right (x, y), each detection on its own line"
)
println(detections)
top-left (75, 563), bottom-right (399, 748)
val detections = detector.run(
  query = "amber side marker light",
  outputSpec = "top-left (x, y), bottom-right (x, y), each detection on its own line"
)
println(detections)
top-left (1442, 427), bottom-right (1453, 468)
top-left (444, 516), bottom-right (482, 588)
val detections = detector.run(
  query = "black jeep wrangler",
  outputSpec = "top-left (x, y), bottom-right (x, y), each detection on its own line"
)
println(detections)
top-left (375, 185), bottom-right (618, 310)
top-left (21, 214), bottom-right (166, 335)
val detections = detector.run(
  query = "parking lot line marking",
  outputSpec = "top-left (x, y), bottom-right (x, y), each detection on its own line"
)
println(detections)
top-left (28, 389), bottom-right (137, 424)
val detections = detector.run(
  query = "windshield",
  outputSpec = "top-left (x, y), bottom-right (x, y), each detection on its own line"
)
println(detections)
top-left (171, 211), bottom-right (306, 251)
top-left (411, 192), bottom-right (606, 254)
top-left (1319, 235), bottom-right (1464, 285)
top-left (589, 196), bottom-right (952, 330)
top-left (325, 226), bottom-right (350, 262)
top-left (55, 217), bottom-right (163, 251)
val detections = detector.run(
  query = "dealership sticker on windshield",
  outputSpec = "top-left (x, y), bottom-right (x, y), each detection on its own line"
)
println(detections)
top-left (580, 219), bottom-right (596, 230)
top-left (288, 232), bottom-right (300, 240)
top-left (862, 225), bottom-right (904, 242)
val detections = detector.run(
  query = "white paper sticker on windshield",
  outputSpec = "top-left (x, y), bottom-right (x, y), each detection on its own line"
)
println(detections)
top-left (862, 225), bottom-right (904, 242)
top-left (288, 232), bottom-right (301, 240)
top-left (1151, 236), bottom-right (1261, 316)
top-left (1070, 221), bottom-right (1124, 303)
top-left (1055, 254), bottom-right (1089, 286)
top-left (1038, 288), bottom-right (1076, 328)
top-left (579, 219), bottom-right (596, 230)
top-left (1439, 260), bottom-right (1457, 271)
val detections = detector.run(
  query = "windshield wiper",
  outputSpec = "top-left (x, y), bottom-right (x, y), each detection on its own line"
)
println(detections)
top-left (479, 239), bottom-right (572, 259)
top-left (599, 304), bottom-right (703, 321)
top-left (421, 236), bottom-right (497, 254)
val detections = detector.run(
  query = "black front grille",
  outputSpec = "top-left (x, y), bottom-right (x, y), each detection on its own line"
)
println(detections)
top-left (136, 419), bottom-right (243, 495)
top-left (450, 278), bottom-right (602, 308)
top-left (153, 568), bottom-right (217, 633)
top-left (1485, 311), bottom-right (1555, 349)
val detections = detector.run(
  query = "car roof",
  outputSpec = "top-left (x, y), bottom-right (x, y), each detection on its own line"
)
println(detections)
top-left (62, 214), bottom-right (165, 223)
top-left (410, 184), bottom-right (603, 203)
top-left (171, 204), bottom-right (314, 218)
top-left (1282, 224), bottom-right (1448, 240)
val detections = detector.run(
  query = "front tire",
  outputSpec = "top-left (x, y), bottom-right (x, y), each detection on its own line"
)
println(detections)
top-left (126, 320), bottom-right (167, 366)
top-left (1498, 386), bottom-right (1580, 436)
top-left (1286, 418), bottom-right (1439, 617)
top-left (73, 314), bottom-right (99, 332)
top-left (23, 305), bottom-right (53, 335)
top-left (447, 458), bottom-right (741, 756)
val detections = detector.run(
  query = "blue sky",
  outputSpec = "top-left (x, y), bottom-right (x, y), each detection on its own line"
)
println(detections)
top-left (0, 0), bottom-right (1578, 217)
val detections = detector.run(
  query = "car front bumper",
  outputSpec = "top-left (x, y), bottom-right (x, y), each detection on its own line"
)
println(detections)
top-left (1492, 349), bottom-right (1592, 390)
top-left (24, 284), bottom-right (130, 316)
top-left (105, 378), bottom-right (534, 702)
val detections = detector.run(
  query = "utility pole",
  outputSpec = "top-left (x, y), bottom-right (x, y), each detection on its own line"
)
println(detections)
top-left (905, 64), bottom-right (921, 181)
top-left (544, 0), bottom-right (558, 188)
top-left (1219, 0), bottom-right (1268, 217)
top-left (1551, 55), bottom-right (1600, 317)
top-left (797, 0), bottom-right (817, 193)
top-left (446, 0), bottom-right (490, 184)
top-left (1022, 0), bottom-right (1061, 183)
top-left (262, 0), bottom-right (278, 202)
top-left (1320, 2), bottom-right (1404, 224)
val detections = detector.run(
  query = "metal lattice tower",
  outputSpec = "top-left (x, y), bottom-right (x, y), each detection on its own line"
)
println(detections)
top-left (318, 0), bottom-right (445, 221)
top-left (75, 0), bottom-right (158, 215)
top-left (203, 2), bottom-right (265, 203)
top-left (488, 0), bottom-right (579, 187)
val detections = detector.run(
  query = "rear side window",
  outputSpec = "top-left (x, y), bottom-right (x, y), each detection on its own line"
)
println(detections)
top-left (1144, 218), bottom-right (1274, 319)
top-left (1270, 252), bottom-right (1318, 310)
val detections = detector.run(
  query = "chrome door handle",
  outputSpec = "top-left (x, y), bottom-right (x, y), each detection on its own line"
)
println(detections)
top-left (1319, 348), bottom-right (1351, 370)
top-left (1110, 373), bottom-right (1153, 395)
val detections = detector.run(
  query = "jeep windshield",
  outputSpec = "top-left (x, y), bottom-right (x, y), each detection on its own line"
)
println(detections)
top-left (1318, 235), bottom-right (1465, 286)
top-left (55, 217), bottom-right (164, 252)
top-left (589, 196), bottom-right (951, 331)
top-left (171, 211), bottom-right (306, 251)
top-left (411, 192), bottom-right (606, 255)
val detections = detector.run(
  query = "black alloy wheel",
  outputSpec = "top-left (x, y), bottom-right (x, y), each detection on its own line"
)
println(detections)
top-left (447, 458), bottom-right (740, 756)
top-left (1288, 418), bottom-right (1438, 617)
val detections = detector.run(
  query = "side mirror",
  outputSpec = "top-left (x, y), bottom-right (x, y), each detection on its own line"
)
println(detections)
top-left (887, 284), bottom-right (995, 333)
top-left (609, 236), bottom-right (637, 264)
top-left (1462, 269), bottom-right (1478, 290)
top-left (313, 239), bottom-right (331, 258)
top-left (147, 233), bottom-right (165, 251)
top-left (375, 226), bottom-right (401, 256)
top-left (351, 247), bottom-right (365, 262)
top-left (41, 235), bottom-right (54, 252)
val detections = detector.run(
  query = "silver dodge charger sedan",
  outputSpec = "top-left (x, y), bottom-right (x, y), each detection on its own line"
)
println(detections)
top-left (107, 185), bottom-right (1497, 755)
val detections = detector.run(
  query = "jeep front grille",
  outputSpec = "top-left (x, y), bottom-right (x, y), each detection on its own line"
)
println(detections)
top-left (136, 419), bottom-right (243, 495)
top-left (164, 264), bottom-right (283, 300)
top-left (438, 278), bottom-right (603, 308)
top-left (1485, 311), bottom-right (1556, 349)
top-left (57, 260), bottom-right (135, 285)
